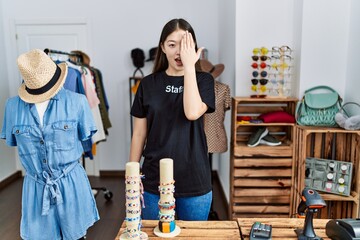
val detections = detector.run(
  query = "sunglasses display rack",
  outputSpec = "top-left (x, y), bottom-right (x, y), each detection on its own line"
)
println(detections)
top-left (305, 157), bottom-right (353, 196)
top-left (250, 47), bottom-right (269, 98)
top-left (269, 46), bottom-right (293, 97)
top-left (251, 46), bottom-right (293, 98)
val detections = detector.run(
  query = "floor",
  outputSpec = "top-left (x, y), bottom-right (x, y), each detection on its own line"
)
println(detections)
top-left (0, 172), bottom-right (228, 240)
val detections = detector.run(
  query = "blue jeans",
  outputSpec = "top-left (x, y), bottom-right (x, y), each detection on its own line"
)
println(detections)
top-left (141, 191), bottom-right (212, 221)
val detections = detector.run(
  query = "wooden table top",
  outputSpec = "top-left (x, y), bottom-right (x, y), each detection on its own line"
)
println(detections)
top-left (116, 220), bottom-right (241, 240)
top-left (115, 218), bottom-right (332, 239)
top-left (237, 218), bottom-right (330, 240)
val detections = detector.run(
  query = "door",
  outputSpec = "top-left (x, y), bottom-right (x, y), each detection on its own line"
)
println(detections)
top-left (14, 20), bottom-right (99, 176)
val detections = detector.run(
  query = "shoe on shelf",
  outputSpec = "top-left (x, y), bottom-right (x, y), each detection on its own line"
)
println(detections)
top-left (247, 127), bottom-right (269, 147)
top-left (260, 134), bottom-right (282, 146)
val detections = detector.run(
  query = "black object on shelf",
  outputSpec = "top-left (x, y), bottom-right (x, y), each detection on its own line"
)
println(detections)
top-left (249, 221), bottom-right (272, 240)
top-left (326, 218), bottom-right (360, 240)
top-left (129, 48), bottom-right (145, 135)
top-left (295, 188), bottom-right (326, 240)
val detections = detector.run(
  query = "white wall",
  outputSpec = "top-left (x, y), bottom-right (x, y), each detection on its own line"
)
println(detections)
top-left (345, 0), bottom-right (360, 105)
top-left (217, 0), bottom-right (236, 202)
top-left (0, 0), bottom-right (17, 181)
top-left (235, 0), bottom-right (353, 98)
top-left (298, 0), bottom-right (351, 97)
top-left (292, 0), bottom-right (304, 96)
top-left (235, 0), bottom-right (295, 97)
top-left (0, 0), bottom-right (220, 174)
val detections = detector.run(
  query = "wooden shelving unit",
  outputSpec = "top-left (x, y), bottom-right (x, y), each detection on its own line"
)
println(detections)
top-left (229, 97), bottom-right (298, 219)
top-left (293, 126), bottom-right (360, 219)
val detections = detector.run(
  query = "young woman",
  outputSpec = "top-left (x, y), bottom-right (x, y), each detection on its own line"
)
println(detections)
top-left (129, 18), bottom-right (215, 220)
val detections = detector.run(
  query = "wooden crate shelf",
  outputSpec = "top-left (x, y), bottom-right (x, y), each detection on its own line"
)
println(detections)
top-left (234, 178), bottom-right (293, 187)
top-left (230, 97), bottom-right (298, 219)
top-left (233, 144), bottom-right (293, 157)
top-left (293, 125), bottom-right (360, 219)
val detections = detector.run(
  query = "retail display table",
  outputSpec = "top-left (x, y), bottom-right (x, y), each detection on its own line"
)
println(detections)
top-left (237, 218), bottom-right (330, 239)
top-left (115, 220), bottom-right (241, 239)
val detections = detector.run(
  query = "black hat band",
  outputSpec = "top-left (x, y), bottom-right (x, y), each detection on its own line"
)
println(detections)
top-left (25, 65), bottom-right (61, 95)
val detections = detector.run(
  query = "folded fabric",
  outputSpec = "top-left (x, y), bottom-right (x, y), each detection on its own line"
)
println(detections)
top-left (237, 116), bottom-right (252, 121)
top-left (259, 111), bottom-right (295, 123)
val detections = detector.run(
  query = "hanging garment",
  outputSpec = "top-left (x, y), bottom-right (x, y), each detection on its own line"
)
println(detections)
top-left (63, 64), bottom-right (94, 159)
top-left (89, 67), bottom-right (112, 134)
top-left (204, 81), bottom-right (231, 153)
top-left (66, 61), bottom-right (106, 143)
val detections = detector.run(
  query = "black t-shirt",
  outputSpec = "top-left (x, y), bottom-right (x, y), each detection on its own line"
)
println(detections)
top-left (131, 71), bottom-right (215, 197)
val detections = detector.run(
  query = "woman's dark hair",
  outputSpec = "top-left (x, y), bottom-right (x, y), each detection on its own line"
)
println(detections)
top-left (152, 18), bottom-right (202, 73)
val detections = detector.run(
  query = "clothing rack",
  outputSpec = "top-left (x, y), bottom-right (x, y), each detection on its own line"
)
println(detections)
top-left (44, 48), bottom-right (83, 63)
top-left (83, 157), bottom-right (113, 200)
top-left (44, 48), bottom-right (78, 56)
top-left (45, 48), bottom-right (113, 201)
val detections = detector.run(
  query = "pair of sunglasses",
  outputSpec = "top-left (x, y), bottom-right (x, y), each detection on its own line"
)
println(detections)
top-left (251, 62), bottom-right (267, 69)
top-left (271, 54), bottom-right (293, 61)
top-left (270, 79), bottom-right (278, 85)
top-left (253, 47), bottom-right (269, 55)
top-left (252, 55), bottom-right (269, 61)
top-left (252, 84), bottom-right (268, 92)
top-left (269, 62), bottom-right (291, 70)
top-left (276, 79), bottom-right (285, 85)
top-left (280, 45), bottom-right (292, 53)
top-left (252, 71), bottom-right (268, 78)
top-left (275, 73), bottom-right (292, 78)
top-left (251, 79), bottom-right (268, 85)
top-left (280, 55), bottom-right (293, 61)
top-left (268, 72), bottom-right (292, 78)
top-left (272, 46), bottom-right (293, 54)
top-left (251, 84), bottom-right (268, 93)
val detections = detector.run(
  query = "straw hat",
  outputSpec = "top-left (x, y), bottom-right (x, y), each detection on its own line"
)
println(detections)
top-left (17, 49), bottom-right (68, 103)
top-left (199, 59), bottom-right (225, 79)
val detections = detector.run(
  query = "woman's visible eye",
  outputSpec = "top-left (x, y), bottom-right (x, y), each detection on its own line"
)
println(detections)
top-left (168, 43), bottom-right (175, 48)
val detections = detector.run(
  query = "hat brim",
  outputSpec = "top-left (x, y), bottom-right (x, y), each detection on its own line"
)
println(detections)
top-left (199, 59), bottom-right (225, 79)
top-left (18, 62), bottom-right (68, 103)
top-left (211, 64), bottom-right (225, 79)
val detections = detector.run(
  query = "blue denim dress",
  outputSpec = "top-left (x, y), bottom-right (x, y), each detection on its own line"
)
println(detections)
top-left (1, 88), bottom-right (99, 240)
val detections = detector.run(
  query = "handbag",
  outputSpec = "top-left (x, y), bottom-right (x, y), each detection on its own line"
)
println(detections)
top-left (296, 85), bottom-right (342, 126)
top-left (335, 102), bottom-right (360, 130)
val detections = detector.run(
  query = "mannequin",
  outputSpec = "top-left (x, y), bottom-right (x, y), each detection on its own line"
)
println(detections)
top-left (204, 81), bottom-right (231, 154)
top-left (1, 49), bottom-right (99, 240)
top-left (200, 59), bottom-right (231, 154)
top-left (200, 59), bottom-right (231, 220)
